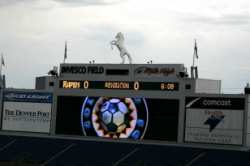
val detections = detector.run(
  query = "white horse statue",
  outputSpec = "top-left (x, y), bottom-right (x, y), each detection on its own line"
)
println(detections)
top-left (110, 32), bottom-right (132, 64)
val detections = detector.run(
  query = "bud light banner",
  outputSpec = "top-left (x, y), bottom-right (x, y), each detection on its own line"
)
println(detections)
top-left (2, 91), bottom-right (53, 133)
top-left (56, 96), bottom-right (179, 141)
top-left (185, 97), bottom-right (245, 145)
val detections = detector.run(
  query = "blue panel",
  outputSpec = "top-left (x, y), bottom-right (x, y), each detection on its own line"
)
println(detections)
top-left (3, 91), bottom-right (53, 103)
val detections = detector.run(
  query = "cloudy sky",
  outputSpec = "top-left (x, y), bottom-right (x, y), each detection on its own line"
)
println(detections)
top-left (0, 0), bottom-right (250, 93)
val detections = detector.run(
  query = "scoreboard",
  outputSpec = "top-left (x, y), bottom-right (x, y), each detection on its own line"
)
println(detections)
top-left (60, 80), bottom-right (179, 91)
top-left (55, 64), bottom-right (183, 142)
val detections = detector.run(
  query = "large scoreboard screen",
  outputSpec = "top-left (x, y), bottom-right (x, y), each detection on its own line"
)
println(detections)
top-left (60, 80), bottom-right (179, 91)
top-left (56, 96), bottom-right (179, 141)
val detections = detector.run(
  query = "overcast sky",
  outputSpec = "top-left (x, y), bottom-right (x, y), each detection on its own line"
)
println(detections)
top-left (0, 0), bottom-right (250, 93)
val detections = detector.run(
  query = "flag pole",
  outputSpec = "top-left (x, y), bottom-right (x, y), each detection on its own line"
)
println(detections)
top-left (191, 39), bottom-right (198, 78)
top-left (64, 41), bottom-right (67, 63)
top-left (193, 39), bottom-right (196, 67)
top-left (0, 53), bottom-right (3, 77)
top-left (192, 48), bottom-right (195, 67)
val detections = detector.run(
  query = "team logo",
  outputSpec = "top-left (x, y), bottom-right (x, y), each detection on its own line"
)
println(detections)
top-left (134, 67), bottom-right (175, 76)
top-left (81, 97), bottom-right (148, 140)
top-left (204, 110), bottom-right (225, 132)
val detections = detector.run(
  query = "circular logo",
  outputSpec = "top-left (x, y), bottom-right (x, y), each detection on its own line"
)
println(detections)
top-left (81, 97), bottom-right (148, 140)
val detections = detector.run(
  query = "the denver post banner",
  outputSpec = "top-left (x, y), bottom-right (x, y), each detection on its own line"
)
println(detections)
top-left (2, 91), bottom-right (53, 133)
top-left (185, 97), bottom-right (245, 145)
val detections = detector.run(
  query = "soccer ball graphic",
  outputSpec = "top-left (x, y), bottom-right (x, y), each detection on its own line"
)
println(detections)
top-left (99, 99), bottom-right (128, 133)
top-left (92, 97), bottom-right (137, 138)
top-left (81, 97), bottom-right (149, 140)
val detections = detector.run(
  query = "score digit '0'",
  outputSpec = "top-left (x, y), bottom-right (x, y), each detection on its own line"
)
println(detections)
top-left (134, 81), bottom-right (140, 90)
top-left (83, 80), bottom-right (89, 89)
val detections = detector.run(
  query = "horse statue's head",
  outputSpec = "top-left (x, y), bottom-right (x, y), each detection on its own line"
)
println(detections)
top-left (115, 32), bottom-right (124, 42)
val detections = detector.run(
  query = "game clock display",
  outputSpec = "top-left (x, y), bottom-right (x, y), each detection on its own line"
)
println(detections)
top-left (56, 96), bottom-right (179, 141)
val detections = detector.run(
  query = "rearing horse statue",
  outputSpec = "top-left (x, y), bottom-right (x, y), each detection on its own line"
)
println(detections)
top-left (110, 32), bottom-right (132, 64)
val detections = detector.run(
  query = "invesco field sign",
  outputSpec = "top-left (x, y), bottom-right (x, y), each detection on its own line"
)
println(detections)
top-left (2, 91), bottom-right (52, 133)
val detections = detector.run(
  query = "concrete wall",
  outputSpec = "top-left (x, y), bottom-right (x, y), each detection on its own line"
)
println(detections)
top-left (35, 76), bottom-right (57, 91)
top-left (195, 79), bottom-right (221, 94)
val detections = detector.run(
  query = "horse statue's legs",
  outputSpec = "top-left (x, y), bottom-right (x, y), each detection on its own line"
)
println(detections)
top-left (126, 53), bottom-right (132, 64)
top-left (120, 54), bottom-right (126, 64)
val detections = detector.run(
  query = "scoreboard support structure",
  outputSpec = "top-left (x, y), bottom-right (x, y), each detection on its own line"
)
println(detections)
top-left (1, 63), bottom-right (249, 150)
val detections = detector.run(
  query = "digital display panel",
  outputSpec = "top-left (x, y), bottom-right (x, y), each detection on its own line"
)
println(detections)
top-left (105, 69), bottom-right (129, 75)
top-left (56, 96), bottom-right (179, 141)
top-left (59, 80), bottom-right (179, 91)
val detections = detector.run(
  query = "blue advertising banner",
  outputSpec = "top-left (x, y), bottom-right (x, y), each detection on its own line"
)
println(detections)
top-left (3, 91), bottom-right (53, 103)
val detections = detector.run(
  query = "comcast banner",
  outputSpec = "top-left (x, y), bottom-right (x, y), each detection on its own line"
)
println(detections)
top-left (185, 97), bottom-right (245, 145)
top-left (2, 91), bottom-right (53, 133)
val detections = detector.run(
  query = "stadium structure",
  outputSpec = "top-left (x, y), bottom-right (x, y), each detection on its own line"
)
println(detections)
top-left (0, 35), bottom-right (250, 165)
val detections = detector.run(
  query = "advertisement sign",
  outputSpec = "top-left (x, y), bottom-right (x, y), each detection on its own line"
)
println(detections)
top-left (2, 92), bottom-right (52, 133)
top-left (134, 66), bottom-right (176, 76)
top-left (56, 96), bottom-right (179, 141)
top-left (185, 97), bottom-right (245, 145)
top-left (60, 65), bottom-right (104, 75)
